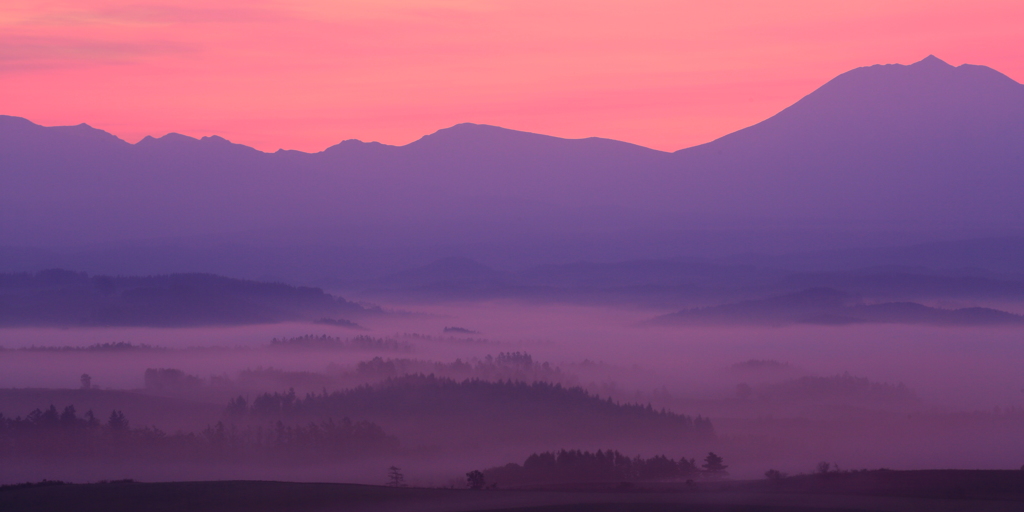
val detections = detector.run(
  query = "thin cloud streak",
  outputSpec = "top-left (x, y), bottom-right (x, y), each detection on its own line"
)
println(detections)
top-left (0, 35), bottom-right (196, 69)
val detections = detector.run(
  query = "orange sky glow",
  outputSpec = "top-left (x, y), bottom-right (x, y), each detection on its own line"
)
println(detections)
top-left (2, 0), bottom-right (1022, 152)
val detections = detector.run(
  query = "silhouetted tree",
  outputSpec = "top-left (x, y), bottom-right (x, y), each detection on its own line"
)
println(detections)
top-left (80, 374), bottom-right (91, 390)
top-left (59, 406), bottom-right (77, 426)
top-left (0, 405), bottom-right (397, 463)
top-left (225, 396), bottom-right (248, 417)
top-left (466, 470), bottom-right (486, 489)
top-left (702, 452), bottom-right (728, 478)
top-left (387, 466), bottom-right (405, 487)
top-left (83, 409), bottom-right (99, 427)
top-left (679, 457), bottom-right (699, 477)
top-left (107, 410), bottom-right (128, 432)
top-left (30, 405), bottom-right (60, 427)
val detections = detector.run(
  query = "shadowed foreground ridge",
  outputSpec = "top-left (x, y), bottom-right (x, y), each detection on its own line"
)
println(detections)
top-left (2, 470), bottom-right (1022, 512)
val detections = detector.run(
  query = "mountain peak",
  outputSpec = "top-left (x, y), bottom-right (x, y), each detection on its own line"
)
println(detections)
top-left (408, 123), bottom-right (544, 148)
top-left (135, 132), bottom-right (198, 147)
top-left (695, 54), bottom-right (1023, 149)
top-left (133, 133), bottom-right (262, 155)
top-left (406, 122), bottom-right (666, 158)
top-left (911, 55), bottom-right (953, 69)
top-left (200, 135), bottom-right (231, 144)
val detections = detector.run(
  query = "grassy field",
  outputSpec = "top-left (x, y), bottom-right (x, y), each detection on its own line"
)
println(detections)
top-left (2, 471), bottom-right (1023, 512)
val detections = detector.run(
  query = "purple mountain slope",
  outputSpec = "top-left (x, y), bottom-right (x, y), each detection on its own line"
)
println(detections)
top-left (667, 56), bottom-right (1024, 234)
top-left (0, 118), bottom-right (672, 247)
top-left (1, 56), bottom-right (1022, 271)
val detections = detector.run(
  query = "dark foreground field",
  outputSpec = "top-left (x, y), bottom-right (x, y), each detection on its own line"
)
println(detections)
top-left (2, 471), bottom-right (1022, 512)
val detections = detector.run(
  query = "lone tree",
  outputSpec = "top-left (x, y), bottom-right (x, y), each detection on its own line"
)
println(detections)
top-left (466, 470), bottom-right (486, 490)
top-left (387, 466), bottom-right (405, 487)
top-left (107, 410), bottom-right (129, 432)
top-left (702, 452), bottom-right (728, 478)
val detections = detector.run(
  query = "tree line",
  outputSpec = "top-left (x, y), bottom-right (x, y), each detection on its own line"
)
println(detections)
top-left (232, 375), bottom-right (711, 431)
top-left (226, 376), bottom-right (713, 451)
top-left (352, 352), bottom-right (568, 384)
top-left (269, 334), bottom-right (411, 352)
top-left (0, 404), bottom-right (397, 463)
top-left (479, 450), bottom-right (729, 487)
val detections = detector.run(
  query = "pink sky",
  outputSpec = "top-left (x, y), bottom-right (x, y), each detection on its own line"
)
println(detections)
top-left (2, 0), bottom-right (1022, 152)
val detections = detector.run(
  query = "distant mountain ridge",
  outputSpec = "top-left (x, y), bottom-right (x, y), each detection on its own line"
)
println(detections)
top-left (651, 288), bottom-right (1024, 326)
top-left (0, 269), bottom-right (370, 327)
top-left (348, 254), bottom-right (1024, 308)
top-left (2, 55), bottom-right (1022, 277)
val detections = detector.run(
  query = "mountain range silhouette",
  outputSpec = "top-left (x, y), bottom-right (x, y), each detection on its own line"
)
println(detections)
top-left (1, 56), bottom-right (1022, 278)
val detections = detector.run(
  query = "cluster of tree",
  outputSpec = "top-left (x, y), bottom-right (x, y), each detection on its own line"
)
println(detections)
top-left (0, 480), bottom-right (69, 491)
top-left (0, 404), bottom-right (397, 463)
top-left (141, 367), bottom-right (252, 399)
top-left (730, 359), bottom-right (795, 372)
top-left (757, 373), bottom-right (917, 404)
top-left (195, 418), bottom-right (399, 461)
top-left (269, 335), bottom-right (411, 352)
top-left (479, 450), bottom-right (729, 487)
top-left (443, 326), bottom-right (478, 334)
top-left (0, 342), bottom-right (159, 353)
top-left (144, 368), bottom-right (203, 391)
top-left (352, 352), bottom-right (568, 384)
top-left (395, 332), bottom-right (489, 344)
top-left (227, 375), bottom-right (713, 448)
top-left (148, 352), bottom-right (569, 400)
top-left (234, 376), bottom-right (708, 426)
top-left (0, 269), bottom-right (368, 327)
top-left (312, 317), bottom-right (363, 328)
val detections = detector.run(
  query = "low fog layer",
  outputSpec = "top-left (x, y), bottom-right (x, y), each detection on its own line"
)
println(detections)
top-left (2, 299), bottom-right (1022, 485)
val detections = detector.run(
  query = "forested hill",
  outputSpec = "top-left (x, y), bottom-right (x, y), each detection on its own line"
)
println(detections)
top-left (0, 269), bottom-right (370, 327)
top-left (481, 449), bottom-right (706, 487)
top-left (232, 375), bottom-right (713, 449)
